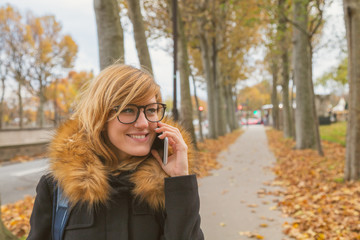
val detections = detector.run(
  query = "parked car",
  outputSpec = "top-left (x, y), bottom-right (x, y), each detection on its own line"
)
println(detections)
top-left (240, 118), bottom-right (262, 125)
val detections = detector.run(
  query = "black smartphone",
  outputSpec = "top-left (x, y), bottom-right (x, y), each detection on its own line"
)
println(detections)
top-left (152, 134), bottom-right (168, 165)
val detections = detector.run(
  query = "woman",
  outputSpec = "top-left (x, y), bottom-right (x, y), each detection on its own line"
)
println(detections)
top-left (27, 64), bottom-right (204, 240)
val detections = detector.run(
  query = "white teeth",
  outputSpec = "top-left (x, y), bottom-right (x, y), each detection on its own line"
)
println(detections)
top-left (130, 135), bottom-right (146, 139)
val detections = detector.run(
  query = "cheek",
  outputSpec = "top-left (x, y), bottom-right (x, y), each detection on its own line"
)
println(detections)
top-left (149, 123), bottom-right (158, 137)
top-left (107, 119), bottom-right (126, 142)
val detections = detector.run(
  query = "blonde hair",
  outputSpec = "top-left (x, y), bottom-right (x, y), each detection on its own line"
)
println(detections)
top-left (72, 64), bottom-right (162, 168)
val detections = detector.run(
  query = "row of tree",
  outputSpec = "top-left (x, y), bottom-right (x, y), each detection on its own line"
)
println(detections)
top-left (94, 0), bottom-right (266, 148)
top-left (111, 0), bottom-right (360, 181)
top-left (0, 5), bottom-right (78, 129)
top-left (2, 0), bottom-right (359, 180)
top-left (264, 0), bottom-right (360, 181)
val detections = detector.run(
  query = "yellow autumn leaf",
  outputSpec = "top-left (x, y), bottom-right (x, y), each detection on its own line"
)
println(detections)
top-left (316, 233), bottom-right (325, 240)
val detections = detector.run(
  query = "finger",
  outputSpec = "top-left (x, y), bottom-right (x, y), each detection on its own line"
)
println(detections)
top-left (157, 122), bottom-right (181, 135)
top-left (155, 126), bottom-right (178, 136)
top-left (168, 137), bottom-right (176, 146)
top-left (156, 127), bottom-right (182, 141)
top-left (158, 130), bottom-right (179, 142)
top-left (158, 131), bottom-right (187, 151)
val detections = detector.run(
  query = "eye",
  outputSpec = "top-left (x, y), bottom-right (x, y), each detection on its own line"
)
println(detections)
top-left (146, 108), bottom-right (157, 114)
top-left (121, 107), bottom-right (136, 114)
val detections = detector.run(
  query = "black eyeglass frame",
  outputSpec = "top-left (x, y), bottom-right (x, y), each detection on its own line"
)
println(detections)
top-left (113, 103), bottom-right (167, 124)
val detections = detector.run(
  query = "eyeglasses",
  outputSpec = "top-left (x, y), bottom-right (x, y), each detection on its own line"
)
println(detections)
top-left (113, 103), bottom-right (167, 124)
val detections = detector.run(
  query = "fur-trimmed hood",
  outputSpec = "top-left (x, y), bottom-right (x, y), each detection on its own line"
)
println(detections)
top-left (48, 118), bottom-right (196, 211)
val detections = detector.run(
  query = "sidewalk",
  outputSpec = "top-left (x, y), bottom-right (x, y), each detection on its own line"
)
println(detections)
top-left (198, 125), bottom-right (291, 240)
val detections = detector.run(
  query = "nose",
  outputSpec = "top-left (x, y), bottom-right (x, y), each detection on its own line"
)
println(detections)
top-left (134, 110), bottom-right (149, 128)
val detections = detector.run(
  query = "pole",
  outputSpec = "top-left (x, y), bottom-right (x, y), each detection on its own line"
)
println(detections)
top-left (172, 0), bottom-right (178, 121)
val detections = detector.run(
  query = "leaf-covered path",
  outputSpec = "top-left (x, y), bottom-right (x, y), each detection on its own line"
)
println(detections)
top-left (198, 125), bottom-right (291, 240)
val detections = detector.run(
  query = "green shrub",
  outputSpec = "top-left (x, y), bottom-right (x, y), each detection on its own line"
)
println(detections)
top-left (319, 121), bottom-right (347, 146)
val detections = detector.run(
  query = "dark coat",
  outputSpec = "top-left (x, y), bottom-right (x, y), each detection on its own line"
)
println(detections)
top-left (26, 118), bottom-right (204, 240)
top-left (27, 174), bottom-right (203, 240)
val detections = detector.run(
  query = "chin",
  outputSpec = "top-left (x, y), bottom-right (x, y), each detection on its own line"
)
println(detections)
top-left (129, 148), bottom-right (151, 157)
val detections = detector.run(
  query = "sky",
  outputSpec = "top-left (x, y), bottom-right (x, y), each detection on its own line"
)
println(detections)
top-left (1, 0), bottom-right (346, 100)
top-left (1, 0), bottom-right (178, 100)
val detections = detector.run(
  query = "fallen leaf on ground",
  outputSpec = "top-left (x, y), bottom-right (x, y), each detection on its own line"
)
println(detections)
top-left (267, 129), bottom-right (360, 239)
top-left (247, 204), bottom-right (258, 208)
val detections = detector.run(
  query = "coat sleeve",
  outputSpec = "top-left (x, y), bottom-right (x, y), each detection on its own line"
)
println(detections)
top-left (162, 174), bottom-right (204, 240)
top-left (27, 174), bottom-right (53, 240)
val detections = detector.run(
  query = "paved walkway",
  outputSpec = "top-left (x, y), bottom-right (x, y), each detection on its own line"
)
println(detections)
top-left (198, 125), bottom-right (291, 240)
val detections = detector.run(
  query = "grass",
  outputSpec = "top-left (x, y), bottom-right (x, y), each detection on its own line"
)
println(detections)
top-left (319, 121), bottom-right (347, 146)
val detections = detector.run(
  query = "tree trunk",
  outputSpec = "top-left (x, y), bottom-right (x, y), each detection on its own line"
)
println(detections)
top-left (232, 85), bottom-right (239, 130)
top-left (198, 28), bottom-right (217, 139)
top-left (215, 57), bottom-right (227, 136)
top-left (225, 83), bottom-right (238, 131)
top-left (173, 2), bottom-right (197, 147)
top-left (282, 77), bottom-right (293, 138)
top-left (126, 0), bottom-right (153, 74)
top-left (94, 0), bottom-right (124, 70)
top-left (37, 81), bottom-right (45, 128)
top-left (343, 0), bottom-right (360, 180)
top-left (309, 44), bottom-right (323, 155)
top-left (290, 71), bottom-right (296, 138)
top-left (190, 72), bottom-right (204, 142)
top-left (293, 0), bottom-right (317, 149)
top-left (17, 75), bottom-right (23, 129)
top-left (53, 78), bottom-right (59, 127)
top-left (278, 0), bottom-right (293, 138)
top-left (230, 84), bottom-right (239, 130)
top-left (271, 61), bottom-right (280, 130)
top-left (213, 4), bottom-right (227, 136)
top-left (0, 77), bottom-right (5, 129)
top-left (224, 84), bottom-right (232, 130)
top-left (0, 197), bottom-right (18, 240)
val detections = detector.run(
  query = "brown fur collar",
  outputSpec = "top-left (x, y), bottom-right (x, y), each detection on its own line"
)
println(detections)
top-left (48, 118), bottom-right (195, 211)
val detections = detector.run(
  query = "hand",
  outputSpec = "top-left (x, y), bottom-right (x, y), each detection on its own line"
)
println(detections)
top-left (151, 122), bottom-right (189, 177)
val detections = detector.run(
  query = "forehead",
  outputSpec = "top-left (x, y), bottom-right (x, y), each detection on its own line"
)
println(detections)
top-left (129, 96), bottom-right (157, 105)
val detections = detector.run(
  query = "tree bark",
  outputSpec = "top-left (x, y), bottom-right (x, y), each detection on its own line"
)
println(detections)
top-left (343, 0), bottom-right (360, 180)
top-left (16, 74), bottom-right (23, 129)
top-left (0, 76), bottom-right (5, 129)
top-left (94, 0), bottom-right (124, 70)
top-left (309, 44), bottom-right (324, 155)
top-left (215, 57), bottom-right (227, 136)
top-left (190, 72), bottom-right (204, 142)
top-left (225, 83), bottom-right (238, 131)
top-left (126, 0), bottom-right (153, 74)
top-left (37, 80), bottom-right (45, 128)
top-left (231, 84), bottom-right (239, 130)
top-left (278, 0), bottom-right (293, 138)
top-left (170, 1), bottom-right (197, 146)
top-left (293, 0), bottom-right (317, 149)
top-left (271, 60), bottom-right (280, 130)
top-left (198, 28), bottom-right (217, 139)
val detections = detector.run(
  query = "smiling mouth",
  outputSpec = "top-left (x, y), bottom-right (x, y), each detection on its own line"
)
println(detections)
top-left (128, 134), bottom-right (148, 139)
